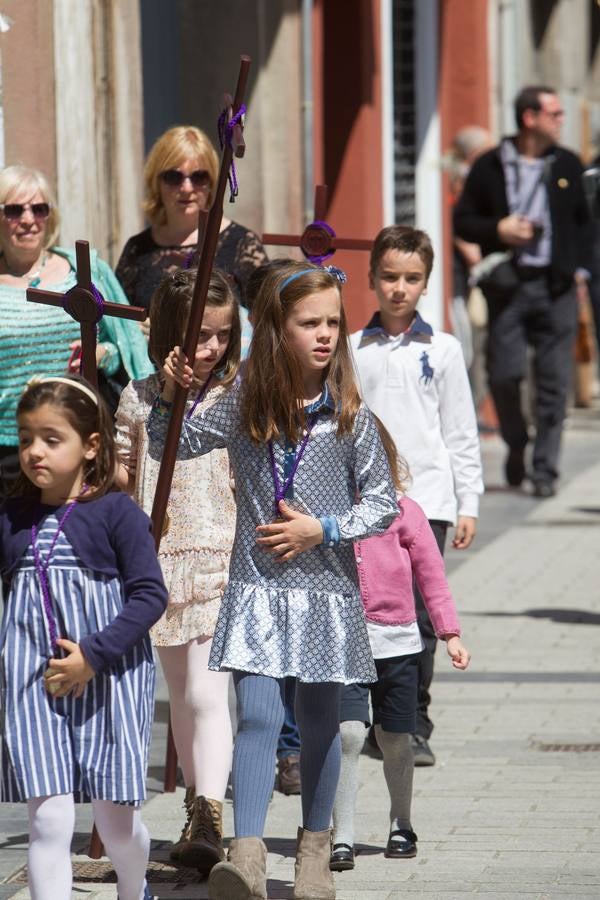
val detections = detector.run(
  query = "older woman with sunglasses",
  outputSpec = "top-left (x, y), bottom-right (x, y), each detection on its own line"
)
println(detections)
top-left (0, 164), bottom-right (154, 498)
top-left (115, 126), bottom-right (266, 345)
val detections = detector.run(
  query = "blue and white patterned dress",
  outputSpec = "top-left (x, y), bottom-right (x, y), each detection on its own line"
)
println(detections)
top-left (147, 385), bottom-right (399, 684)
top-left (0, 516), bottom-right (155, 803)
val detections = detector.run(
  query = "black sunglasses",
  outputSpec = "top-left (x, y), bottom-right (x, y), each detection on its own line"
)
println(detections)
top-left (159, 169), bottom-right (211, 190)
top-left (0, 202), bottom-right (51, 221)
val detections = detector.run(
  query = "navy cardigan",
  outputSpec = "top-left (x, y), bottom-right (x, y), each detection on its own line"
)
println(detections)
top-left (0, 491), bottom-right (168, 673)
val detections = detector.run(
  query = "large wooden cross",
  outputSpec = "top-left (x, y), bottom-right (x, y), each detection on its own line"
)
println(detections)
top-left (150, 55), bottom-right (251, 795)
top-left (26, 241), bottom-right (147, 386)
top-left (262, 183), bottom-right (373, 262)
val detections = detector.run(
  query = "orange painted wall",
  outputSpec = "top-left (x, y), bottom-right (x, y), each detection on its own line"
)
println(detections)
top-left (313, 0), bottom-right (383, 332)
top-left (438, 0), bottom-right (491, 327)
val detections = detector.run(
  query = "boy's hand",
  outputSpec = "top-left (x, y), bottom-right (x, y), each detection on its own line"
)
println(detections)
top-left (256, 500), bottom-right (323, 562)
top-left (445, 635), bottom-right (470, 670)
top-left (453, 515), bottom-right (476, 549)
top-left (44, 639), bottom-right (95, 699)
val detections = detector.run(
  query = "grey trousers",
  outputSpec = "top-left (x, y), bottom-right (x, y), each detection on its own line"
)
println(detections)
top-left (485, 276), bottom-right (577, 483)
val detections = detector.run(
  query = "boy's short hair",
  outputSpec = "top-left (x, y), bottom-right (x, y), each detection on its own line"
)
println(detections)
top-left (370, 225), bottom-right (434, 280)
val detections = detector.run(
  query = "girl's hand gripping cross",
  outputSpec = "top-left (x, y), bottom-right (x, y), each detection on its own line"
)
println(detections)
top-left (256, 500), bottom-right (324, 562)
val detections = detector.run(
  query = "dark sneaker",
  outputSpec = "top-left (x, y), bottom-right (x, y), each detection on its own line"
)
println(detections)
top-left (410, 734), bottom-right (436, 767)
top-left (277, 753), bottom-right (301, 795)
top-left (505, 447), bottom-right (526, 487)
top-left (532, 480), bottom-right (556, 498)
top-left (384, 828), bottom-right (418, 859)
top-left (330, 842), bottom-right (355, 871)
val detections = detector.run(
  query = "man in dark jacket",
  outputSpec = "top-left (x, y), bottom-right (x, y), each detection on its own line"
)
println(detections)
top-left (454, 85), bottom-right (592, 497)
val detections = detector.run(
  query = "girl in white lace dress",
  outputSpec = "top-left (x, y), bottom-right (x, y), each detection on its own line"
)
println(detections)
top-left (115, 268), bottom-right (239, 875)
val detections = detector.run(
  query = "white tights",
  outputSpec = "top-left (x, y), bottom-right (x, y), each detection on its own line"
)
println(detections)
top-left (158, 636), bottom-right (233, 799)
top-left (27, 794), bottom-right (150, 900)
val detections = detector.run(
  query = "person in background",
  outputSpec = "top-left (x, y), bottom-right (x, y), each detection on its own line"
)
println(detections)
top-left (115, 125), bottom-right (266, 355)
top-left (445, 126), bottom-right (494, 430)
top-left (0, 165), bottom-right (153, 499)
top-left (454, 85), bottom-right (593, 497)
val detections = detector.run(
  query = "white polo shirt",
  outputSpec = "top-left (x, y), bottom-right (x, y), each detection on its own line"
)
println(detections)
top-left (350, 311), bottom-right (483, 524)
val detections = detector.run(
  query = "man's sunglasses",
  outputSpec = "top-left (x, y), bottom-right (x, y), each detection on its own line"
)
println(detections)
top-left (159, 169), bottom-right (211, 189)
top-left (0, 202), bottom-right (51, 221)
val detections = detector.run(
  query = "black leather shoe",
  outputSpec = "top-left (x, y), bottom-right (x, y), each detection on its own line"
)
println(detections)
top-left (533, 480), bottom-right (556, 498)
top-left (505, 447), bottom-right (526, 487)
top-left (330, 842), bottom-right (355, 871)
top-left (385, 828), bottom-right (418, 859)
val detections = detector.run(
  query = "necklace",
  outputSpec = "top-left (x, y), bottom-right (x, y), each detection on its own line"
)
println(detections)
top-left (31, 485), bottom-right (88, 652)
top-left (3, 250), bottom-right (48, 286)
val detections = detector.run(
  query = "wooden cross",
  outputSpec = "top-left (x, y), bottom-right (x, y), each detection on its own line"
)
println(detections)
top-left (149, 55), bottom-right (251, 795)
top-left (26, 241), bottom-right (147, 387)
top-left (262, 183), bottom-right (373, 261)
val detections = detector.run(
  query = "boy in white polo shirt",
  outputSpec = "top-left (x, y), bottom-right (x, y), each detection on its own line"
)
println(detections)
top-left (350, 225), bottom-right (483, 765)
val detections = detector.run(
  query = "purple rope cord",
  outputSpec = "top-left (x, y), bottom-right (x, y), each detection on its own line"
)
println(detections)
top-left (185, 375), bottom-right (212, 419)
top-left (63, 283), bottom-right (105, 326)
top-left (218, 103), bottom-right (247, 202)
top-left (32, 494), bottom-right (86, 652)
top-left (306, 220), bottom-right (336, 266)
top-left (268, 413), bottom-right (318, 516)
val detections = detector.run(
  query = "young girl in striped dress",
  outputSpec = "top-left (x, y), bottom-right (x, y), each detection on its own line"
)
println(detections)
top-left (0, 375), bottom-right (167, 900)
top-left (147, 261), bottom-right (399, 900)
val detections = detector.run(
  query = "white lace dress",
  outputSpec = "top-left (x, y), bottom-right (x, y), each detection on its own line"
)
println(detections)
top-left (116, 374), bottom-right (236, 646)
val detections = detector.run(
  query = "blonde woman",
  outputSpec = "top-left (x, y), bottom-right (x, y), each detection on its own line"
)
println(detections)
top-left (0, 165), bottom-right (153, 498)
top-left (115, 125), bottom-right (267, 322)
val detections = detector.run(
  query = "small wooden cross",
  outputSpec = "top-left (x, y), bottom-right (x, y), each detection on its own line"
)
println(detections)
top-left (26, 240), bottom-right (147, 387)
top-left (262, 183), bottom-right (373, 262)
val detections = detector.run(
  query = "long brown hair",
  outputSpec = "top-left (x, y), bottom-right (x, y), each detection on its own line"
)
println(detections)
top-left (240, 261), bottom-right (361, 443)
top-left (148, 267), bottom-right (240, 387)
top-left (14, 376), bottom-right (117, 500)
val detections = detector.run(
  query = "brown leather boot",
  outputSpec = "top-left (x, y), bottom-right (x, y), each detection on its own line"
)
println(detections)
top-left (208, 837), bottom-right (267, 900)
top-left (277, 754), bottom-right (301, 795)
top-left (169, 786), bottom-right (195, 862)
top-left (179, 796), bottom-right (225, 874)
top-left (293, 827), bottom-right (336, 900)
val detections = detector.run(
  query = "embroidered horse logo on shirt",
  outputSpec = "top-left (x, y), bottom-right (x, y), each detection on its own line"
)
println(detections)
top-left (419, 351), bottom-right (434, 385)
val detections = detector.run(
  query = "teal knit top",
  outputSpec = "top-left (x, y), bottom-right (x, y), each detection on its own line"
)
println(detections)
top-left (0, 247), bottom-right (153, 446)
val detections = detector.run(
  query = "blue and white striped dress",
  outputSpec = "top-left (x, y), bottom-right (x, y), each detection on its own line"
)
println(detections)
top-left (0, 515), bottom-right (155, 804)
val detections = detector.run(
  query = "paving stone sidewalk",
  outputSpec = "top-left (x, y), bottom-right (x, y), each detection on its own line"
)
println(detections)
top-left (2, 406), bottom-right (600, 898)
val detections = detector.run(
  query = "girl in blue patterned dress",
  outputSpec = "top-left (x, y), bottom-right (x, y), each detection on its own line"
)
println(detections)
top-left (0, 376), bottom-right (167, 900)
top-left (148, 261), bottom-right (399, 900)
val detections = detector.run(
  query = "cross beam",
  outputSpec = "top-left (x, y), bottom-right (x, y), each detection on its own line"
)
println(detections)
top-left (26, 241), bottom-right (146, 387)
top-left (262, 184), bottom-right (373, 261)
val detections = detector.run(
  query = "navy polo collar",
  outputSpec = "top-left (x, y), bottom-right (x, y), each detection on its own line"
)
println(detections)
top-left (361, 310), bottom-right (433, 339)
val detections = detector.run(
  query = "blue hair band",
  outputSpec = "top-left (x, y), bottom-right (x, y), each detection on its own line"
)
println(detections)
top-left (280, 265), bottom-right (347, 292)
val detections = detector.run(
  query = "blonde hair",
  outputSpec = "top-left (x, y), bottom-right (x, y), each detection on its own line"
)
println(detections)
top-left (143, 126), bottom-right (220, 226)
top-left (0, 165), bottom-right (59, 249)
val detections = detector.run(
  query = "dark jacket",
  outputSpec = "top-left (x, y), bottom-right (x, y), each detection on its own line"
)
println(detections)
top-left (453, 139), bottom-right (593, 293)
top-left (0, 491), bottom-right (168, 672)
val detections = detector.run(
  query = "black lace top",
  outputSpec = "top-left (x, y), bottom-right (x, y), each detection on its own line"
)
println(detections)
top-left (115, 222), bottom-right (268, 311)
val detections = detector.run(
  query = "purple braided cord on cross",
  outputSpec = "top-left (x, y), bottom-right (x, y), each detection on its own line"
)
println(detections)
top-left (63, 283), bottom-right (105, 339)
top-left (218, 103), bottom-right (247, 202)
top-left (32, 501), bottom-right (82, 651)
top-left (306, 220), bottom-right (337, 266)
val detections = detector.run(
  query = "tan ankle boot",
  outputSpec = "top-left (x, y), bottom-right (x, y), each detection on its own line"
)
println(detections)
top-left (208, 836), bottom-right (267, 900)
top-left (293, 827), bottom-right (336, 900)
top-left (169, 786), bottom-right (195, 862)
top-left (179, 796), bottom-right (225, 874)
